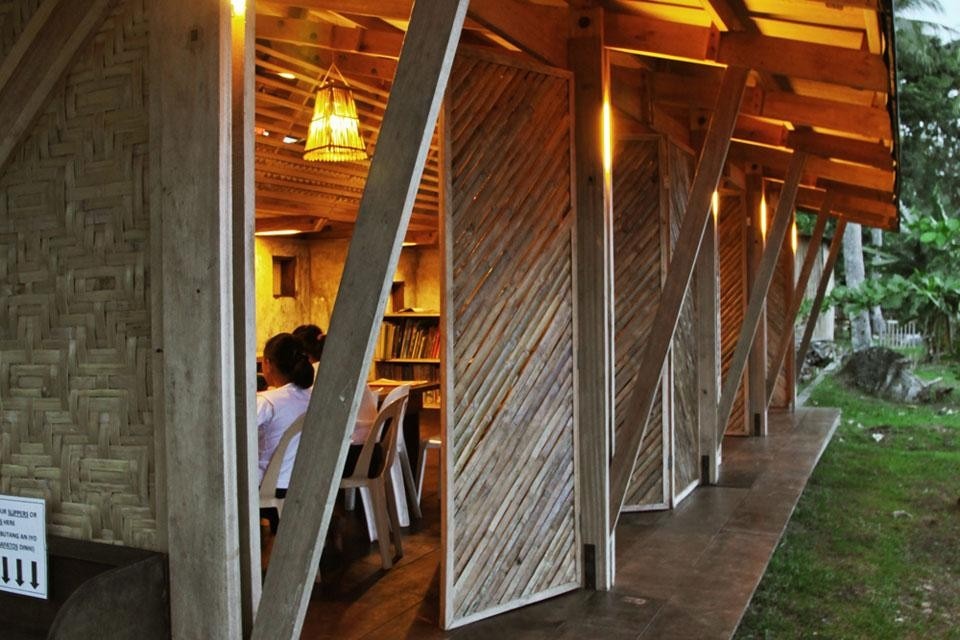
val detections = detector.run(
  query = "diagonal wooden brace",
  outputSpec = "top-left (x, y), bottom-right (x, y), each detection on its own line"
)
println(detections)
top-left (609, 65), bottom-right (749, 530)
top-left (765, 201), bottom-right (831, 407)
top-left (250, 2), bottom-right (469, 639)
top-left (716, 151), bottom-right (807, 440)
top-left (796, 218), bottom-right (848, 378)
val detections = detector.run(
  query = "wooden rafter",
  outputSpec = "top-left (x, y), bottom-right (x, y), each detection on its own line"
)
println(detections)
top-left (605, 13), bottom-right (888, 92)
top-left (467, 0), bottom-right (567, 68)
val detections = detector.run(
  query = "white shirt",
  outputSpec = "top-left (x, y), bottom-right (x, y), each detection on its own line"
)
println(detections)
top-left (256, 383), bottom-right (311, 489)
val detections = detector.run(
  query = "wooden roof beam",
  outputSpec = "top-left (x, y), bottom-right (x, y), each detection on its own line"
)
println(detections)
top-left (466, 0), bottom-right (567, 68)
top-left (257, 14), bottom-right (404, 59)
top-left (651, 71), bottom-right (892, 140)
top-left (729, 141), bottom-right (895, 192)
top-left (605, 12), bottom-right (889, 92)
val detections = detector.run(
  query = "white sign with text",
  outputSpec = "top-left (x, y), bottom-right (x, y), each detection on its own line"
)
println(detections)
top-left (0, 495), bottom-right (47, 599)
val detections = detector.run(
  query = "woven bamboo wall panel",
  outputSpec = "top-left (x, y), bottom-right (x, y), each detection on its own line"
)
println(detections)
top-left (767, 234), bottom-right (793, 408)
top-left (0, 0), bottom-right (43, 61)
top-left (719, 194), bottom-right (749, 435)
top-left (446, 55), bottom-right (577, 623)
top-left (612, 138), bottom-right (667, 509)
top-left (0, 0), bottom-right (157, 549)
top-left (667, 143), bottom-right (699, 494)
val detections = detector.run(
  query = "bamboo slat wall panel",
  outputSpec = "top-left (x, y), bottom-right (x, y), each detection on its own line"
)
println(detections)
top-left (445, 54), bottom-right (578, 624)
top-left (667, 143), bottom-right (699, 496)
top-left (613, 138), bottom-right (668, 510)
top-left (719, 194), bottom-right (749, 435)
top-left (767, 234), bottom-right (793, 408)
top-left (0, 0), bottom-right (43, 62)
top-left (0, 0), bottom-right (157, 549)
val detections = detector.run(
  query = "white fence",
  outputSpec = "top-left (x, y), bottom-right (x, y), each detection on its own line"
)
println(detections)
top-left (875, 320), bottom-right (923, 349)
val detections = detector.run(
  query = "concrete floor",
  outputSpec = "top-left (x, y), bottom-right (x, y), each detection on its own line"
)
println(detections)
top-left (297, 407), bottom-right (840, 639)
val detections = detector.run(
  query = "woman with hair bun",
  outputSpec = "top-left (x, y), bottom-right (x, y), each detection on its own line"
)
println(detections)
top-left (292, 324), bottom-right (325, 376)
top-left (257, 332), bottom-right (313, 531)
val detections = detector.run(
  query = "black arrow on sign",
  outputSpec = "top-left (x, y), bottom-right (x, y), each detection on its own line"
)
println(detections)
top-left (15, 558), bottom-right (23, 586)
top-left (1, 557), bottom-right (8, 583)
top-left (30, 561), bottom-right (38, 589)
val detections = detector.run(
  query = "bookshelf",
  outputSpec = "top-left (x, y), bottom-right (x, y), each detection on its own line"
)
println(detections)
top-left (374, 311), bottom-right (441, 408)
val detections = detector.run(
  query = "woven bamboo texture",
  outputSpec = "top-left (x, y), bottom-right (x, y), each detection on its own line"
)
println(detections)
top-left (767, 233), bottom-right (794, 408)
top-left (667, 143), bottom-right (700, 495)
top-left (446, 54), bottom-right (578, 623)
top-left (0, 0), bottom-right (157, 549)
top-left (719, 194), bottom-right (749, 435)
top-left (612, 138), bottom-right (667, 510)
top-left (0, 0), bottom-right (43, 61)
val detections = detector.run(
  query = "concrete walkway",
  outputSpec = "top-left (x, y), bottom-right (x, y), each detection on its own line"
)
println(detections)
top-left (310, 407), bottom-right (840, 639)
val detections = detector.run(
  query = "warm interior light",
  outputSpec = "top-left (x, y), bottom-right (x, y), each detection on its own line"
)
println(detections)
top-left (759, 191), bottom-right (768, 241)
top-left (602, 98), bottom-right (613, 178)
top-left (277, 72), bottom-right (296, 80)
top-left (791, 220), bottom-right (798, 254)
top-left (712, 190), bottom-right (720, 220)
top-left (303, 66), bottom-right (367, 162)
top-left (282, 136), bottom-right (298, 144)
top-left (230, 0), bottom-right (245, 17)
top-left (255, 229), bottom-right (302, 237)
top-left (402, 241), bottom-right (417, 247)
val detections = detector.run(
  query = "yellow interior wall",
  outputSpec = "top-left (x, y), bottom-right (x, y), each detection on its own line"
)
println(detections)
top-left (254, 237), bottom-right (440, 353)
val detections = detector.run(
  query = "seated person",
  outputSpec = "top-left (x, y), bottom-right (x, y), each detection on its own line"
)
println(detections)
top-left (292, 324), bottom-right (325, 377)
top-left (257, 332), bottom-right (313, 533)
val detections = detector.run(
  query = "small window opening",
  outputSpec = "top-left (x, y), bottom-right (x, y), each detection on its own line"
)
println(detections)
top-left (272, 256), bottom-right (296, 298)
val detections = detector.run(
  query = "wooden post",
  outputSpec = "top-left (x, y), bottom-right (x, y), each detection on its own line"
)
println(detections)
top-left (716, 152), bottom-right (807, 441)
top-left (796, 218), bottom-right (847, 376)
top-left (231, 3), bottom-right (260, 633)
top-left (766, 205), bottom-right (829, 407)
top-left (696, 197), bottom-right (720, 484)
top-left (570, 6), bottom-right (614, 591)
top-left (151, 1), bottom-right (243, 637)
top-left (250, 3), bottom-right (469, 639)
top-left (745, 171), bottom-right (768, 436)
top-left (609, 65), bottom-right (749, 527)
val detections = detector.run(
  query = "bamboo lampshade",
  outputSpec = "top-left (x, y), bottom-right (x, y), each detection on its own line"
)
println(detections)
top-left (303, 73), bottom-right (368, 162)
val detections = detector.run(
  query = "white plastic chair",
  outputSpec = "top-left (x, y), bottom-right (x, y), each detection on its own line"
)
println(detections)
top-left (344, 386), bottom-right (380, 513)
top-left (380, 385), bottom-right (422, 519)
top-left (340, 393), bottom-right (406, 569)
top-left (258, 413), bottom-right (305, 521)
top-left (416, 434), bottom-right (442, 502)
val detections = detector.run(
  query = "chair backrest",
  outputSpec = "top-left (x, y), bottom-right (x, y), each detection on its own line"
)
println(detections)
top-left (259, 413), bottom-right (305, 503)
top-left (380, 383), bottom-right (410, 412)
top-left (357, 385), bottom-right (379, 422)
top-left (344, 390), bottom-right (408, 483)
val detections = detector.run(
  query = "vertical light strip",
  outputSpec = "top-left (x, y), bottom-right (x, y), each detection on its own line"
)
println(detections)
top-left (602, 97), bottom-right (613, 180)
top-left (712, 189), bottom-right (720, 221)
top-left (759, 188), bottom-right (768, 241)
top-left (231, 0), bottom-right (245, 18)
top-left (791, 219), bottom-right (798, 254)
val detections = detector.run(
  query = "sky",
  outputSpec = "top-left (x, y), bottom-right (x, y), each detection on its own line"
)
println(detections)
top-left (900, 0), bottom-right (960, 38)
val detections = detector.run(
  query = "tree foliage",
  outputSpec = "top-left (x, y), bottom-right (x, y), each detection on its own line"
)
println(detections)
top-left (896, 9), bottom-right (960, 215)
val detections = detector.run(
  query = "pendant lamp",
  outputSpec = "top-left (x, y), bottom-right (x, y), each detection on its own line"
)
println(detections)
top-left (303, 64), bottom-right (368, 162)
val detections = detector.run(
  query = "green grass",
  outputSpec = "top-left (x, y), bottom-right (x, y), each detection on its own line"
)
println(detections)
top-left (735, 363), bottom-right (960, 640)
